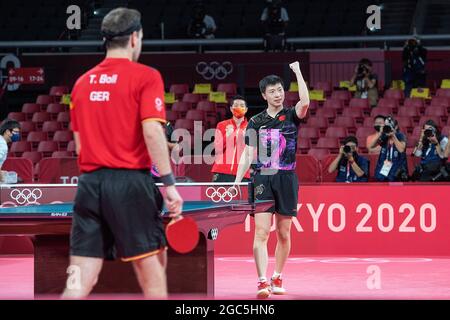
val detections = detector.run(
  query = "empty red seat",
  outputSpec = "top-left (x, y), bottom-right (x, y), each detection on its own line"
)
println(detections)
top-left (182, 93), bottom-right (202, 105)
top-left (52, 151), bottom-right (75, 158)
top-left (47, 104), bottom-right (67, 119)
top-left (42, 121), bottom-right (63, 138)
top-left (169, 84), bottom-right (190, 99)
top-left (315, 108), bottom-right (336, 120)
top-left (323, 99), bottom-right (343, 112)
top-left (284, 91), bottom-right (299, 106)
top-left (397, 107), bottom-right (420, 119)
top-left (217, 83), bottom-right (237, 97)
top-left (412, 127), bottom-right (422, 139)
top-left (171, 102), bottom-right (191, 116)
top-left (377, 98), bottom-right (399, 109)
top-left (430, 97), bottom-right (450, 108)
top-left (49, 86), bottom-right (69, 97)
top-left (298, 127), bottom-right (320, 144)
top-left (305, 117), bottom-right (328, 130)
top-left (396, 117), bottom-right (414, 131)
top-left (166, 110), bottom-right (178, 123)
top-left (384, 89), bottom-right (404, 100)
top-left (67, 141), bottom-right (76, 153)
top-left (325, 127), bottom-right (348, 139)
top-left (53, 131), bottom-right (74, 150)
top-left (363, 117), bottom-right (375, 127)
top-left (18, 121), bottom-right (36, 139)
top-left (297, 139), bottom-right (311, 154)
top-left (334, 116), bottom-right (356, 129)
top-left (32, 112), bottom-right (51, 128)
top-left (10, 141), bottom-right (31, 157)
top-left (436, 89), bottom-right (450, 98)
top-left (316, 137), bottom-right (340, 152)
top-left (196, 101), bottom-right (216, 113)
top-left (342, 108), bottom-right (364, 119)
top-left (56, 112), bottom-right (70, 128)
top-left (442, 126), bottom-right (450, 137)
top-left (314, 81), bottom-right (332, 95)
top-left (175, 119), bottom-right (195, 131)
top-left (308, 148), bottom-right (331, 161)
top-left (36, 95), bottom-right (54, 106)
top-left (22, 151), bottom-right (43, 165)
top-left (331, 90), bottom-right (351, 104)
top-left (37, 141), bottom-right (59, 157)
top-left (349, 98), bottom-right (369, 109)
top-left (7, 112), bottom-right (26, 122)
top-left (424, 106), bottom-right (447, 118)
top-left (186, 110), bottom-right (205, 122)
top-left (404, 98), bottom-right (424, 110)
top-left (27, 131), bottom-right (48, 150)
top-left (22, 103), bottom-right (41, 118)
top-left (370, 107), bottom-right (395, 117)
top-left (356, 127), bottom-right (374, 139)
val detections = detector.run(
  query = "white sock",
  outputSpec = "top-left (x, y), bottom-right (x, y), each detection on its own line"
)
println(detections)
top-left (272, 272), bottom-right (282, 279)
top-left (259, 276), bottom-right (267, 283)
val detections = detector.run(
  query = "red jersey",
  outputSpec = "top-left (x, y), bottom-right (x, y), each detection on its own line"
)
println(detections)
top-left (211, 118), bottom-right (250, 178)
top-left (70, 58), bottom-right (166, 173)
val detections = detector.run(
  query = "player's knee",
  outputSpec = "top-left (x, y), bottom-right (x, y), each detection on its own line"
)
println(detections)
top-left (254, 227), bottom-right (270, 242)
top-left (276, 229), bottom-right (291, 243)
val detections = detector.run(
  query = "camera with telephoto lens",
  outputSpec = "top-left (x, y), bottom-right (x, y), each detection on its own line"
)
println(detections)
top-left (343, 145), bottom-right (352, 154)
top-left (424, 127), bottom-right (437, 138)
top-left (357, 64), bottom-right (369, 75)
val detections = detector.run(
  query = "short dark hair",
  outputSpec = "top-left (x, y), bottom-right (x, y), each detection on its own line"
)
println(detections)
top-left (259, 75), bottom-right (284, 94)
top-left (343, 136), bottom-right (358, 146)
top-left (101, 8), bottom-right (142, 50)
top-left (230, 95), bottom-right (247, 106)
top-left (359, 58), bottom-right (372, 66)
top-left (0, 119), bottom-right (20, 135)
top-left (374, 114), bottom-right (386, 121)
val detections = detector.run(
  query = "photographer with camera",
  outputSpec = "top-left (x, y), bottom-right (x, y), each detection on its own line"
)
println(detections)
top-left (328, 136), bottom-right (369, 183)
top-left (411, 120), bottom-right (448, 181)
top-left (371, 116), bottom-right (408, 182)
top-left (366, 115), bottom-right (386, 154)
top-left (261, 0), bottom-right (289, 51)
top-left (350, 58), bottom-right (379, 108)
top-left (187, 1), bottom-right (217, 39)
top-left (403, 37), bottom-right (427, 98)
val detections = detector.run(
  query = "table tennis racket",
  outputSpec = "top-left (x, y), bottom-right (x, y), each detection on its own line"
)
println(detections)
top-left (166, 216), bottom-right (199, 254)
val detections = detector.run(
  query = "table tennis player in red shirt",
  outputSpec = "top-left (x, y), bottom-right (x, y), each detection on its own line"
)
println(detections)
top-left (63, 8), bottom-right (183, 299)
top-left (211, 95), bottom-right (251, 182)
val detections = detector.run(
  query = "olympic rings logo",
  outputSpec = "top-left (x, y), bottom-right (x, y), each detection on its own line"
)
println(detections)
top-left (196, 61), bottom-right (233, 80)
top-left (10, 188), bottom-right (42, 205)
top-left (206, 186), bottom-right (238, 203)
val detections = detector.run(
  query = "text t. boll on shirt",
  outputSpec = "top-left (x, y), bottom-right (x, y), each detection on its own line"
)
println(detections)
top-left (70, 58), bottom-right (166, 173)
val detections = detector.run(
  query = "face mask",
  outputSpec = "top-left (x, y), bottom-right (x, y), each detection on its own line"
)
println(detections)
top-left (11, 132), bottom-right (20, 142)
top-left (232, 107), bottom-right (246, 119)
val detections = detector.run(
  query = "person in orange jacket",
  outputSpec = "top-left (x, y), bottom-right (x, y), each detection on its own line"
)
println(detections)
top-left (212, 95), bottom-right (251, 182)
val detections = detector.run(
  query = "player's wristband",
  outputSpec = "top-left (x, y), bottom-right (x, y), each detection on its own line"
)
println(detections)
top-left (160, 173), bottom-right (176, 186)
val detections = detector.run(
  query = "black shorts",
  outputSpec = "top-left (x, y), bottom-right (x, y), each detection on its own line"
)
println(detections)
top-left (253, 170), bottom-right (299, 217)
top-left (70, 168), bottom-right (166, 262)
top-left (212, 173), bottom-right (250, 183)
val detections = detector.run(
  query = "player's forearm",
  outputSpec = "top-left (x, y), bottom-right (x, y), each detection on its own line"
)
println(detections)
top-left (235, 147), bottom-right (253, 183)
top-left (294, 71), bottom-right (310, 118)
top-left (328, 155), bottom-right (342, 173)
top-left (74, 132), bottom-right (81, 156)
top-left (143, 121), bottom-right (173, 176)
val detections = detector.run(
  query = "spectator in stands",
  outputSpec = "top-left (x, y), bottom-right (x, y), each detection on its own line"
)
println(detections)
top-left (350, 58), bottom-right (378, 108)
top-left (366, 115), bottom-right (386, 154)
top-left (187, 1), bottom-right (217, 39)
top-left (371, 116), bottom-right (408, 182)
top-left (0, 119), bottom-right (21, 182)
top-left (151, 121), bottom-right (180, 182)
top-left (211, 96), bottom-right (251, 182)
top-left (411, 120), bottom-right (449, 181)
top-left (402, 37), bottom-right (427, 98)
top-left (261, 0), bottom-right (289, 52)
top-left (328, 136), bottom-right (369, 183)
